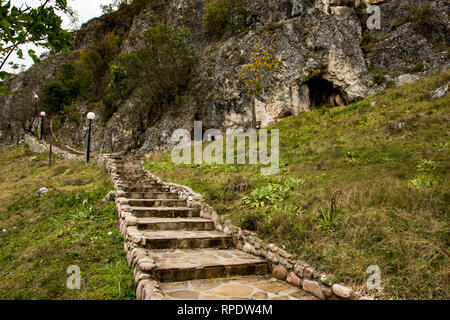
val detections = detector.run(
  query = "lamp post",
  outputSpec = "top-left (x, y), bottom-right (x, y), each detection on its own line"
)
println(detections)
top-left (34, 94), bottom-right (39, 114)
top-left (39, 111), bottom-right (46, 140)
top-left (86, 112), bottom-right (95, 164)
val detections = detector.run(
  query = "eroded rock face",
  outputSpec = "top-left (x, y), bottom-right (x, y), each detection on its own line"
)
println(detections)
top-left (1, 0), bottom-right (448, 152)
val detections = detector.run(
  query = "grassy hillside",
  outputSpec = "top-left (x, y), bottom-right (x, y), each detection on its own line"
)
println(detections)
top-left (0, 146), bottom-right (134, 299)
top-left (143, 70), bottom-right (450, 299)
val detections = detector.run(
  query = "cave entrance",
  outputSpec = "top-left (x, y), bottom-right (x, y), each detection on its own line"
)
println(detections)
top-left (306, 76), bottom-right (345, 108)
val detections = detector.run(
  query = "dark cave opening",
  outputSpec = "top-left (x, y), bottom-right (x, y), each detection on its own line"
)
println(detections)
top-left (306, 76), bottom-right (345, 108)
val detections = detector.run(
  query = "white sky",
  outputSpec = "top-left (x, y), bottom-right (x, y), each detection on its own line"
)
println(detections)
top-left (5, 0), bottom-right (115, 73)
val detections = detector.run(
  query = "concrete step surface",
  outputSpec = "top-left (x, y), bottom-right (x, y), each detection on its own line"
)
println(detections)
top-left (147, 249), bottom-right (270, 282)
top-left (136, 217), bottom-right (214, 231)
top-left (140, 230), bottom-right (233, 250)
top-left (124, 198), bottom-right (187, 208)
top-left (131, 206), bottom-right (200, 218)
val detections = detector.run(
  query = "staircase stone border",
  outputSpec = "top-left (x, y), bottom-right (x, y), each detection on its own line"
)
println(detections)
top-left (142, 167), bottom-right (371, 300)
top-left (21, 136), bottom-right (371, 300)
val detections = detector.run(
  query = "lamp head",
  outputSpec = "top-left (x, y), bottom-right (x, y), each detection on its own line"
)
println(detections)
top-left (87, 112), bottom-right (96, 120)
top-left (40, 111), bottom-right (46, 117)
top-left (34, 94), bottom-right (39, 100)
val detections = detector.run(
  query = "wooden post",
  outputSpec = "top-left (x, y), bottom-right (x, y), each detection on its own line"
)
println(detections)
top-left (49, 144), bottom-right (52, 167)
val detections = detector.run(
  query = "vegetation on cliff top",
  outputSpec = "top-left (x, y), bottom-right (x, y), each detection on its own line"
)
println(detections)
top-left (143, 70), bottom-right (450, 299)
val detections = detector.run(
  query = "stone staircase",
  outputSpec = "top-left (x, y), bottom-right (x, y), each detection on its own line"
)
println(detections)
top-left (109, 156), bottom-right (315, 300)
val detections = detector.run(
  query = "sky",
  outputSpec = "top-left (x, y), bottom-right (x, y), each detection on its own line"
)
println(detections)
top-left (5, 0), bottom-right (115, 73)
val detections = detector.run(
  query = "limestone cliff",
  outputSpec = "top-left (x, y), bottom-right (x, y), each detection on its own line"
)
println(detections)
top-left (1, 0), bottom-right (448, 152)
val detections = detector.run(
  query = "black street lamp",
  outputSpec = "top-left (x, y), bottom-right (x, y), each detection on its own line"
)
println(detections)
top-left (39, 111), bottom-right (46, 140)
top-left (86, 112), bottom-right (95, 164)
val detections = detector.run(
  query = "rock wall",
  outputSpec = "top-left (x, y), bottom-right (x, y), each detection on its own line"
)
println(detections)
top-left (1, 0), bottom-right (448, 153)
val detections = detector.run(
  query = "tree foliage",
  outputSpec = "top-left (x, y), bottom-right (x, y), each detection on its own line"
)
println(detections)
top-left (239, 44), bottom-right (280, 128)
top-left (42, 32), bottom-right (121, 115)
top-left (239, 44), bottom-right (281, 96)
top-left (100, 0), bottom-right (130, 14)
top-left (105, 24), bottom-right (196, 123)
top-left (0, 0), bottom-right (73, 93)
top-left (202, 0), bottom-right (251, 37)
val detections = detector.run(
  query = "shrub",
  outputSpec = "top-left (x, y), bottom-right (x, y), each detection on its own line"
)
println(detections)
top-left (408, 160), bottom-right (441, 190)
top-left (408, 5), bottom-right (446, 43)
top-left (62, 102), bottom-right (80, 124)
top-left (42, 32), bottom-right (121, 115)
top-left (361, 34), bottom-right (376, 54)
top-left (202, 0), bottom-right (251, 37)
top-left (105, 24), bottom-right (196, 123)
top-left (41, 63), bottom-right (84, 114)
top-left (242, 183), bottom-right (288, 208)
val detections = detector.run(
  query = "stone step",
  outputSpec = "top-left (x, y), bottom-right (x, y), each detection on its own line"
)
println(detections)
top-left (131, 206), bottom-right (200, 218)
top-left (160, 276), bottom-right (317, 300)
top-left (125, 199), bottom-right (187, 208)
top-left (137, 217), bottom-right (214, 231)
top-left (114, 164), bottom-right (142, 168)
top-left (116, 173), bottom-right (147, 178)
top-left (146, 249), bottom-right (269, 282)
top-left (122, 192), bottom-right (179, 199)
top-left (116, 183), bottom-right (163, 188)
top-left (115, 168), bottom-right (143, 171)
top-left (122, 186), bottom-right (170, 193)
top-left (114, 169), bottom-right (145, 174)
top-left (119, 177), bottom-right (161, 187)
top-left (140, 230), bottom-right (232, 249)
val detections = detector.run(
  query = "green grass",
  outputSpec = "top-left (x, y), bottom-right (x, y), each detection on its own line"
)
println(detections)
top-left (0, 145), bottom-right (134, 299)
top-left (143, 70), bottom-right (450, 299)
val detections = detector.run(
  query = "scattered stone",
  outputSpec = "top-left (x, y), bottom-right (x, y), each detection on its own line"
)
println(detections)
top-left (286, 272), bottom-right (301, 287)
top-left (103, 190), bottom-right (116, 202)
top-left (371, 101), bottom-right (376, 107)
top-left (395, 74), bottom-right (420, 86)
top-left (272, 265), bottom-right (287, 280)
top-left (302, 279), bottom-right (324, 299)
top-left (332, 284), bottom-right (352, 299)
top-left (34, 187), bottom-right (50, 197)
top-left (431, 84), bottom-right (448, 99)
top-left (394, 122), bottom-right (405, 130)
